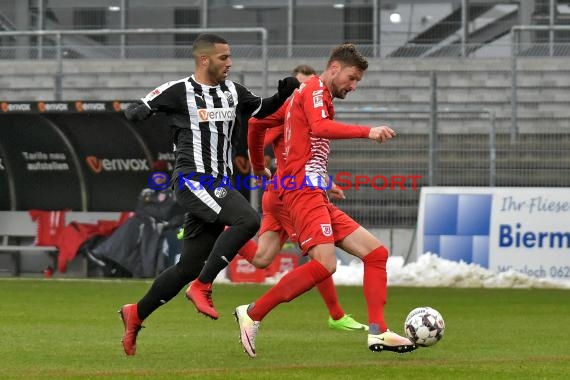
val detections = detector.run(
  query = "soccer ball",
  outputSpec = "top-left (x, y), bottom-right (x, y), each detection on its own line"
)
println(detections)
top-left (404, 307), bottom-right (445, 347)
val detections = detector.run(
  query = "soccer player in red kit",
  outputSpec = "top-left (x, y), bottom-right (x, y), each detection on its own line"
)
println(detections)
top-left (235, 44), bottom-right (416, 357)
top-left (240, 64), bottom-right (367, 331)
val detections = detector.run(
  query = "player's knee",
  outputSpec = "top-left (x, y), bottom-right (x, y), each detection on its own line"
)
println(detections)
top-left (363, 245), bottom-right (389, 264)
top-left (375, 245), bottom-right (389, 260)
top-left (316, 258), bottom-right (337, 274)
top-left (241, 212), bottom-right (261, 236)
top-left (309, 245), bottom-right (338, 273)
top-left (323, 261), bottom-right (337, 274)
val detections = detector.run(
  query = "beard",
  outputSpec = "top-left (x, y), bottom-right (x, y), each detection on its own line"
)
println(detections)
top-left (330, 78), bottom-right (348, 99)
top-left (208, 66), bottom-right (225, 84)
top-left (334, 88), bottom-right (347, 99)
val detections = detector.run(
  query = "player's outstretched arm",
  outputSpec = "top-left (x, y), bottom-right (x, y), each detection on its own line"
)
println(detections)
top-left (367, 125), bottom-right (396, 144)
top-left (126, 81), bottom-right (184, 122)
top-left (124, 100), bottom-right (152, 122)
top-left (311, 118), bottom-right (370, 139)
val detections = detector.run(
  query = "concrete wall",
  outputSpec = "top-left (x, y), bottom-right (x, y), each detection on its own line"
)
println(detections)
top-left (1, 57), bottom-right (568, 132)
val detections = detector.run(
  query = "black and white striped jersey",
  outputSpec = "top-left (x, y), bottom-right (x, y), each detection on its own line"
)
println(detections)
top-left (141, 75), bottom-right (263, 178)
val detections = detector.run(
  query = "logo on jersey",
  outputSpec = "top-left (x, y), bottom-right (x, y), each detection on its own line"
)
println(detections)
top-left (198, 109), bottom-right (208, 121)
top-left (197, 107), bottom-right (236, 122)
top-left (148, 88), bottom-right (161, 100)
top-left (223, 91), bottom-right (235, 106)
top-left (321, 223), bottom-right (332, 237)
top-left (214, 187), bottom-right (228, 198)
top-left (312, 90), bottom-right (323, 108)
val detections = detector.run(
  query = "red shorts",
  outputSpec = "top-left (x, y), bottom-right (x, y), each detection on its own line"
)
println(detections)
top-left (259, 188), bottom-right (297, 246)
top-left (282, 189), bottom-right (360, 255)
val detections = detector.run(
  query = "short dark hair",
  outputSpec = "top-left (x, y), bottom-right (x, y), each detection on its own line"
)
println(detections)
top-left (292, 64), bottom-right (316, 76)
top-left (192, 34), bottom-right (228, 58)
top-left (327, 44), bottom-right (368, 71)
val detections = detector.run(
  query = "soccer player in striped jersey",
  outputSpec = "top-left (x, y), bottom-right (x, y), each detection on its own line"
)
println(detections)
top-left (118, 33), bottom-right (299, 356)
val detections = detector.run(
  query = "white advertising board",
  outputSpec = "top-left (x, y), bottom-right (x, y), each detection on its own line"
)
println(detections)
top-left (417, 187), bottom-right (570, 281)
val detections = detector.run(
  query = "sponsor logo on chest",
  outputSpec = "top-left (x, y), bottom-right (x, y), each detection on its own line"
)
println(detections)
top-left (197, 107), bottom-right (236, 122)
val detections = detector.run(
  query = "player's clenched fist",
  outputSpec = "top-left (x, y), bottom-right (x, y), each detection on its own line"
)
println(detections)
top-left (368, 125), bottom-right (396, 144)
top-left (253, 167), bottom-right (272, 184)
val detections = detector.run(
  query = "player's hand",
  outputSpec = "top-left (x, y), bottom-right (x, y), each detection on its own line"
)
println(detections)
top-left (264, 155), bottom-right (273, 169)
top-left (368, 125), bottom-right (396, 144)
top-left (124, 100), bottom-right (152, 122)
top-left (328, 183), bottom-right (346, 200)
top-left (278, 76), bottom-right (301, 100)
top-left (253, 167), bottom-right (272, 184)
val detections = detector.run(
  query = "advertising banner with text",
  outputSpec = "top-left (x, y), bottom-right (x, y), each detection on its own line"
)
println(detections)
top-left (418, 187), bottom-right (570, 282)
top-left (0, 100), bottom-right (163, 211)
top-left (0, 114), bottom-right (83, 210)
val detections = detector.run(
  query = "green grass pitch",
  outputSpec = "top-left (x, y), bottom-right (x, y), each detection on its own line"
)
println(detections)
top-left (1, 278), bottom-right (569, 379)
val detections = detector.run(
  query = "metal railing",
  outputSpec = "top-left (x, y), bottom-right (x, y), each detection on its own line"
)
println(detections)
top-left (510, 25), bottom-right (570, 143)
top-left (331, 107), bottom-right (569, 228)
top-left (335, 107), bottom-right (497, 187)
top-left (8, 0), bottom-right (517, 59)
top-left (0, 28), bottom-right (269, 100)
top-left (329, 105), bottom-right (497, 228)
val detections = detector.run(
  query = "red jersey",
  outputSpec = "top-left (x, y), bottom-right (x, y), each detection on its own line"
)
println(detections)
top-left (282, 76), bottom-right (369, 191)
top-left (248, 99), bottom-right (288, 175)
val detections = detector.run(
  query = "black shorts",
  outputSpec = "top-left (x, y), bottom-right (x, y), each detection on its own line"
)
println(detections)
top-left (173, 172), bottom-right (252, 238)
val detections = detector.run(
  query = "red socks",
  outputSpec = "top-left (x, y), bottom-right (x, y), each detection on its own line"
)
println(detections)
top-left (244, 244), bottom-right (388, 331)
top-left (237, 239), bottom-right (258, 262)
top-left (316, 275), bottom-right (345, 320)
top-left (362, 246), bottom-right (389, 332)
top-left (248, 260), bottom-right (331, 321)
